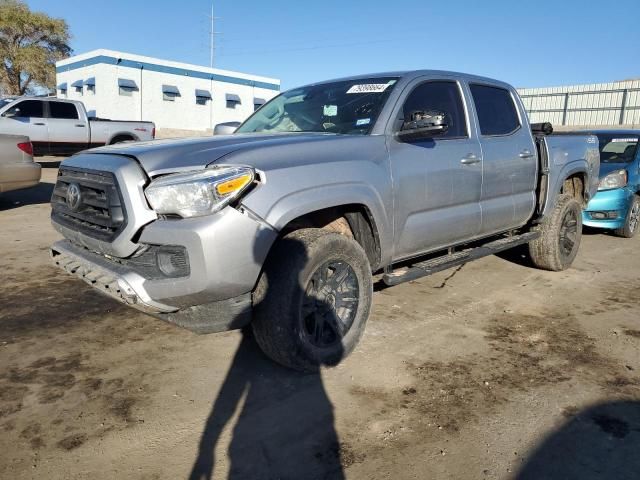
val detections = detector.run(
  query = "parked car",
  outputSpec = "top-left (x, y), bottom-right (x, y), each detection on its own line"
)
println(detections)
top-left (0, 134), bottom-right (41, 193)
top-left (49, 70), bottom-right (600, 371)
top-left (580, 130), bottom-right (640, 237)
top-left (0, 97), bottom-right (155, 157)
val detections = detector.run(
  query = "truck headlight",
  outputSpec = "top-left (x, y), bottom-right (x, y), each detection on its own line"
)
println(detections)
top-left (598, 170), bottom-right (628, 191)
top-left (145, 166), bottom-right (255, 218)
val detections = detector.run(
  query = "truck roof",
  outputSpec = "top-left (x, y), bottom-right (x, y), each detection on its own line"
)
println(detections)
top-left (299, 70), bottom-right (514, 90)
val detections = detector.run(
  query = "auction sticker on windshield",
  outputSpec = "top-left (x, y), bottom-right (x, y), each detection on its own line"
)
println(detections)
top-left (347, 83), bottom-right (392, 94)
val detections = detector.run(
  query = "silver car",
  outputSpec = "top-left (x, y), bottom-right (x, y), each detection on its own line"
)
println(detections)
top-left (0, 134), bottom-right (41, 193)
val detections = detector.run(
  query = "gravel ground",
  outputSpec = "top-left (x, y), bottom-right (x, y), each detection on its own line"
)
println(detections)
top-left (0, 164), bottom-right (639, 479)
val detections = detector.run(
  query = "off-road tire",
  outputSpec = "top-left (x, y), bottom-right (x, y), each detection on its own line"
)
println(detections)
top-left (529, 194), bottom-right (582, 271)
top-left (252, 228), bottom-right (373, 372)
top-left (614, 195), bottom-right (640, 238)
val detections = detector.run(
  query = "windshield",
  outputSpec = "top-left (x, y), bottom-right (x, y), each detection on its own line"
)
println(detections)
top-left (237, 77), bottom-right (399, 135)
top-left (597, 134), bottom-right (639, 163)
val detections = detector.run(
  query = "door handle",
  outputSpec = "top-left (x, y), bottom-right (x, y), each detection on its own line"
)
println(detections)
top-left (75, 124), bottom-right (86, 127)
top-left (33, 122), bottom-right (45, 126)
top-left (460, 154), bottom-right (481, 165)
top-left (519, 149), bottom-right (534, 159)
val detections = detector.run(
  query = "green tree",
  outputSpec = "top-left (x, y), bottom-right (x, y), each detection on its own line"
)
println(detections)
top-left (0, 0), bottom-right (71, 95)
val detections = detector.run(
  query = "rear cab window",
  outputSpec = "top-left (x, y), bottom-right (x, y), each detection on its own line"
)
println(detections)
top-left (49, 102), bottom-right (79, 120)
top-left (470, 84), bottom-right (520, 136)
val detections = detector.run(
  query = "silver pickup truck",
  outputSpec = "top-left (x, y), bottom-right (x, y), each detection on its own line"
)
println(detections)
top-left (0, 97), bottom-right (155, 157)
top-left (50, 70), bottom-right (599, 371)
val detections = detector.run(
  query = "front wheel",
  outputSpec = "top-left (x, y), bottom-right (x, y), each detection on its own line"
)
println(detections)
top-left (614, 195), bottom-right (640, 238)
top-left (529, 194), bottom-right (583, 271)
top-left (252, 228), bottom-right (373, 372)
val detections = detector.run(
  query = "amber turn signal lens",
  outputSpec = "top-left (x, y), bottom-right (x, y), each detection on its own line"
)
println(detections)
top-left (215, 174), bottom-right (252, 196)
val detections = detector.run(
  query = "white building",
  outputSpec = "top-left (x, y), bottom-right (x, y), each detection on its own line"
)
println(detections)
top-left (55, 49), bottom-right (281, 136)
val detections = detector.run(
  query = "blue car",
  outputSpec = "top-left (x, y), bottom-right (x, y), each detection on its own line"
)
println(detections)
top-left (583, 130), bottom-right (640, 237)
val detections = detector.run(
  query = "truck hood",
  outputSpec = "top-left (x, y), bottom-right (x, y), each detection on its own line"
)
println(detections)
top-left (89, 133), bottom-right (355, 177)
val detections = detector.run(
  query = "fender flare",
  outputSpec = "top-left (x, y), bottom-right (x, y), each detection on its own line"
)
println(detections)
top-left (258, 182), bottom-right (393, 265)
top-left (542, 161), bottom-right (589, 217)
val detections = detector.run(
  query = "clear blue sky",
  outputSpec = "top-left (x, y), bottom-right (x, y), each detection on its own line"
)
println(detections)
top-left (28, 0), bottom-right (640, 90)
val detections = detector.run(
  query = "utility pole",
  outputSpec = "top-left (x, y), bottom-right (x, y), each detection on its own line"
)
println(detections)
top-left (209, 2), bottom-right (222, 68)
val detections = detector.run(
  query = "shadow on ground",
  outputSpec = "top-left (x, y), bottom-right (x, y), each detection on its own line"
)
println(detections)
top-left (517, 400), bottom-right (640, 479)
top-left (190, 234), bottom-right (349, 480)
top-left (189, 331), bottom-right (345, 480)
top-left (0, 182), bottom-right (54, 211)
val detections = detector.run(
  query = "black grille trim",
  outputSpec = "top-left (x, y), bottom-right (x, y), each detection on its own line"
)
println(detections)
top-left (51, 167), bottom-right (127, 241)
top-left (112, 245), bottom-right (190, 279)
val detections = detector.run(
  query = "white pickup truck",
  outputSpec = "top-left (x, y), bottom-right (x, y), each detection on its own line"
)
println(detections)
top-left (0, 97), bottom-right (155, 156)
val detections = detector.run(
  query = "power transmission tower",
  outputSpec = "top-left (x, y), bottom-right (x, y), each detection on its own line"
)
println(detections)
top-left (209, 2), bottom-right (222, 68)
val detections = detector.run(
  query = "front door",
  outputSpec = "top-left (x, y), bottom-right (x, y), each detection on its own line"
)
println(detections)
top-left (388, 79), bottom-right (482, 260)
top-left (0, 99), bottom-right (49, 155)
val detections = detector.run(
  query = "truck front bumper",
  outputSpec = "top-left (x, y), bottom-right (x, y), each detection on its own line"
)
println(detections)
top-left (51, 206), bottom-right (278, 333)
top-left (582, 187), bottom-right (634, 229)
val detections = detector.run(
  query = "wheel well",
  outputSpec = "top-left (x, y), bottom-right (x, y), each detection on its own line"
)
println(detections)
top-left (281, 205), bottom-right (381, 269)
top-left (561, 174), bottom-right (586, 206)
top-left (109, 134), bottom-right (135, 145)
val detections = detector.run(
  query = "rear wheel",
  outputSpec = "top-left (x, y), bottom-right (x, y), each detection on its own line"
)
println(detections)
top-left (529, 194), bottom-right (582, 271)
top-left (109, 135), bottom-right (134, 145)
top-left (614, 195), bottom-right (640, 238)
top-left (252, 228), bottom-right (373, 372)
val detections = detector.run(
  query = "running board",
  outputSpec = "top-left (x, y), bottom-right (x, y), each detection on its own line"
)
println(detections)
top-left (382, 231), bottom-right (540, 287)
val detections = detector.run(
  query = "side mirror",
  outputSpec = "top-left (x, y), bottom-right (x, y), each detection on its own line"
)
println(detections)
top-left (213, 121), bottom-right (241, 135)
top-left (396, 110), bottom-right (448, 142)
top-left (3, 108), bottom-right (19, 118)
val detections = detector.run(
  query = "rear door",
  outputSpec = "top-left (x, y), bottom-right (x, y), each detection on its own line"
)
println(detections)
top-left (469, 84), bottom-right (537, 235)
top-left (0, 99), bottom-right (49, 155)
top-left (388, 78), bottom-right (482, 260)
top-left (46, 101), bottom-right (89, 155)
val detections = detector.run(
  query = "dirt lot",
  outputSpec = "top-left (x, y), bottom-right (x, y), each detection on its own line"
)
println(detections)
top-left (1, 165), bottom-right (639, 479)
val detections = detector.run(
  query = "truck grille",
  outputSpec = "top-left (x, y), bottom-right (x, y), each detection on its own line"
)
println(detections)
top-left (51, 167), bottom-right (127, 241)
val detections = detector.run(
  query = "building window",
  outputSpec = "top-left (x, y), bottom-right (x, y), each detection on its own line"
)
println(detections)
top-left (162, 85), bottom-right (180, 102)
top-left (71, 80), bottom-right (83, 95)
top-left (195, 89), bottom-right (211, 105)
top-left (57, 82), bottom-right (67, 97)
top-left (84, 77), bottom-right (95, 94)
top-left (118, 78), bottom-right (138, 97)
top-left (226, 93), bottom-right (241, 109)
top-left (254, 97), bottom-right (266, 111)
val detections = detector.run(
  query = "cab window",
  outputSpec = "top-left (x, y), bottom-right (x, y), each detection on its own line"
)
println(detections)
top-left (49, 101), bottom-right (79, 120)
top-left (470, 84), bottom-right (520, 136)
top-left (401, 81), bottom-right (468, 138)
top-left (4, 100), bottom-right (44, 118)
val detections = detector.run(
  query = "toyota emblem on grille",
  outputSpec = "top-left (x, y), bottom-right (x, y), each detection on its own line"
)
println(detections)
top-left (66, 183), bottom-right (82, 211)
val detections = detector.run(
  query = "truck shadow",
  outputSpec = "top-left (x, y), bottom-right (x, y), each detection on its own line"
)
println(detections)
top-left (189, 236), bottom-right (346, 480)
top-left (0, 181), bottom-right (54, 211)
top-left (516, 400), bottom-right (640, 479)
